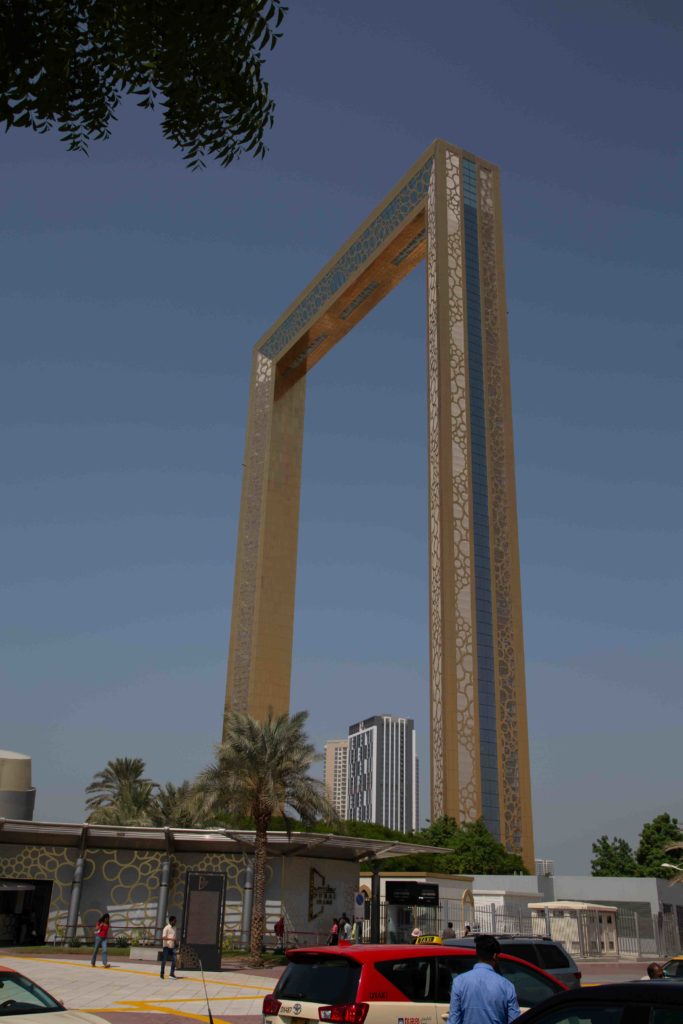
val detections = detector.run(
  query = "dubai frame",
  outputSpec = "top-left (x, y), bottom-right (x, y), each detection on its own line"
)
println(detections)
top-left (224, 140), bottom-right (534, 865)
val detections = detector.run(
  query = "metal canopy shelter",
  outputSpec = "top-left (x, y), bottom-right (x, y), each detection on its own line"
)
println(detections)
top-left (0, 818), bottom-right (445, 945)
top-left (0, 817), bottom-right (444, 860)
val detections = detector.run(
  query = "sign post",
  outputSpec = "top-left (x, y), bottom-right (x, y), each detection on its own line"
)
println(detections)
top-left (181, 871), bottom-right (226, 972)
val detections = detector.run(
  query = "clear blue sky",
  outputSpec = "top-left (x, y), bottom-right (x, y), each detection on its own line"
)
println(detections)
top-left (2, 0), bottom-right (681, 872)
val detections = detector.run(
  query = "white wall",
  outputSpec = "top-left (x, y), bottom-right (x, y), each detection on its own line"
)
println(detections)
top-left (281, 856), bottom-right (359, 946)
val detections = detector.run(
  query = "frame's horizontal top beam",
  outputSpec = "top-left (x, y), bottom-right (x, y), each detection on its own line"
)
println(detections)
top-left (274, 212), bottom-right (426, 395)
top-left (255, 140), bottom-right (497, 375)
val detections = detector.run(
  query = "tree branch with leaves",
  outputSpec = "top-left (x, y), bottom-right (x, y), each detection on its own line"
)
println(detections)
top-left (0, 0), bottom-right (287, 169)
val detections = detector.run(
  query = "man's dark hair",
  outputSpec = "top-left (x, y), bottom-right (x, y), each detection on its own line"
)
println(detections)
top-left (647, 962), bottom-right (663, 979)
top-left (169, 915), bottom-right (177, 925)
top-left (475, 934), bottom-right (501, 961)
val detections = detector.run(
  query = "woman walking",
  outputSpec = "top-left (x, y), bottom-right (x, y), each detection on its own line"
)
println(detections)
top-left (327, 918), bottom-right (339, 946)
top-left (91, 913), bottom-right (111, 967)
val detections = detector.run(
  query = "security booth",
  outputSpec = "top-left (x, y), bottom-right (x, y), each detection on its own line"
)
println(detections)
top-left (528, 900), bottom-right (619, 958)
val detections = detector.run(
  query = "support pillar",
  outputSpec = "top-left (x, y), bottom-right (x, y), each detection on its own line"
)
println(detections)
top-left (155, 859), bottom-right (172, 944)
top-left (370, 865), bottom-right (381, 944)
top-left (240, 858), bottom-right (255, 949)
top-left (65, 857), bottom-right (85, 942)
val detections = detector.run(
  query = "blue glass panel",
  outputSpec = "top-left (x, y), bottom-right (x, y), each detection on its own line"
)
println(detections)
top-left (463, 161), bottom-right (501, 841)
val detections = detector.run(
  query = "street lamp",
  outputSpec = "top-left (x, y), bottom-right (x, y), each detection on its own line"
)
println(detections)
top-left (660, 863), bottom-right (682, 871)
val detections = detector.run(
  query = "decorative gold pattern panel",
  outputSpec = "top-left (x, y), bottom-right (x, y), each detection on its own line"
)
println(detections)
top-left (228, 352), bottom-right (274, 712)
top-left (0, 844), bottom-right (271, 942)
top-left (444, 152), bottom-right (477, 823)
top-left (0, 844), bottom-right (75, 936)
top-left (168, 850), bottom-right (251, 913)
top-left (426, 161), bottom-right (444, 818)
top-left (83, 847), bottom-right (164, 934)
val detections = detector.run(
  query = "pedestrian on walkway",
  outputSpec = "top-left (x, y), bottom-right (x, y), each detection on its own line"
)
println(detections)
top-left (160, 915), bottom-right (178, 979)
top-left (274, 915), bottom-right (285, 950)
top-left (90, 914), bottom-right (111, 968)
top-left (447, 934), bottom-right (519, 1024)
top-left (441, 922), bottom-right (456, 940)
top-left (327, 918), bottom-right (339, 945)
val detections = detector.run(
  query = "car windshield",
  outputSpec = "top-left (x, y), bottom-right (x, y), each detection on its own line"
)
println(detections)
top-left (0, 972), bottom-right (64, 1015)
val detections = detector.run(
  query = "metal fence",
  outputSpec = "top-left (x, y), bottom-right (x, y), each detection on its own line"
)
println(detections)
top-left (351, 900), bottom-right (683, 960)
top-left (49, 899), bottom-right (680, 959)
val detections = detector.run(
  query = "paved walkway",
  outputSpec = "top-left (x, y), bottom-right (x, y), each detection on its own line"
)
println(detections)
top-left (0, 952), bottom-right (652, 1024)
top-left (0, 954), bottom-right (277, 1024)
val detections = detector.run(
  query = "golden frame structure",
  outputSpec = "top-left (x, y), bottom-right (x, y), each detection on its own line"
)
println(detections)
top-left (224, 140), bottom-right (534, 865)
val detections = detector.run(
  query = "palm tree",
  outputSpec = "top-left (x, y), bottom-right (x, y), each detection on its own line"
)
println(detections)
top-left (196, 710), bottom-right (335, 962)
top-left (85, 757), bottom-right (153, 811)
top-left (151, 781), bottom-right (207, 828)
top-left (87, 781), bottom-right (157, 826)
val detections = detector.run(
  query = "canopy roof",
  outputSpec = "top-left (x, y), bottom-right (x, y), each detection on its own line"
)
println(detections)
top-left (528, 900), bottom-right (618, 912)
top-left (0, 817), bottom-right (445, 862)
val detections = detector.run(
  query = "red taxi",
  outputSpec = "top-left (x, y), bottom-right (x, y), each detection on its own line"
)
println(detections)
top-left (262, 943), bottom-right (567, 1024)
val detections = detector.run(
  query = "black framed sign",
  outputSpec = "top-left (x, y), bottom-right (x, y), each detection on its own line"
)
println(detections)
top-left (385, 880), bottom-right (440, 906)
top-left (181, 871), bottom-right (226, 971)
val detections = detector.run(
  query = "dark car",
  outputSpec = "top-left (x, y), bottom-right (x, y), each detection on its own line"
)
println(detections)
top-left (443, 936), bottom-right (581, 988)
top-left (517, 980), bottom-right (683, 1024)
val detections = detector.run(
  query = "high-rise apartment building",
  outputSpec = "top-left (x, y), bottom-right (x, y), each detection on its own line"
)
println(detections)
top-left (347, 716), bottom-right (418, 832)
top-left (324, 739), bottom-right (348, 819)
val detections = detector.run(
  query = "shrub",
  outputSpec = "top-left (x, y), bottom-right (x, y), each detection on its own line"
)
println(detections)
top-left (221, 933), bottom-right (241, 953)
top-left (113, 934), bottom-right (130, 948)
top-left (67, 938), bottom-right (82, 948)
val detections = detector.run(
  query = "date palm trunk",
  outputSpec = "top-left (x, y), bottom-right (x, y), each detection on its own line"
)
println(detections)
top-left (249, 816), bottom-right (270, 963)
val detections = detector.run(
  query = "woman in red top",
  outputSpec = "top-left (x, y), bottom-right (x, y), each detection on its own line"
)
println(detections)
top-left (327, 918), bottom-right (339, 946)
top-left (91, 913), bottom-right (111, 967)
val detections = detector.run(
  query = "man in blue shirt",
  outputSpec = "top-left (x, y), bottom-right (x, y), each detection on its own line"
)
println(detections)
top-left (447, 935), bottom-right (520, 1024)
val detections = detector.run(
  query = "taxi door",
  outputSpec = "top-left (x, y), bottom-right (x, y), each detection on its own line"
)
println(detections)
top-left (366, 956), bottom-right (439, 1024)
top-left (434, 955), bottom-right (473, 1023)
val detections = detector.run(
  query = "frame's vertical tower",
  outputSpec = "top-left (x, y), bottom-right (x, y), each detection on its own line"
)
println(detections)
top-left (426, 146), bottom-right (533, 859)
top-left (225, 354), bottom-right (306, 723)
top-left (224, 141), bottom-right (534, 866)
